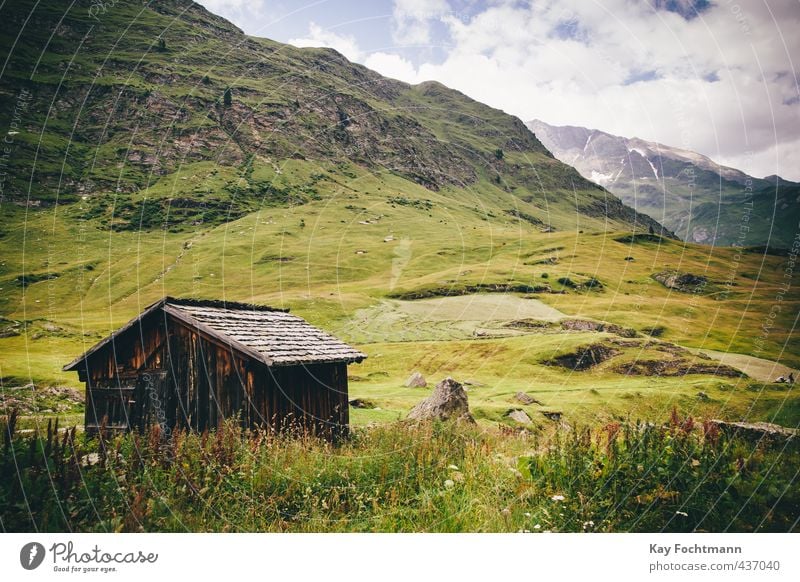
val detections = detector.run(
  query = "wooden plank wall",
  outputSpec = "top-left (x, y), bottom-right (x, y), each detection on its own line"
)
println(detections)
top-left (165, 318), bottom-right (349, 437)
top-left (80, 311), bottom-right (350, 439)
top-left (83, 311), bottom-right (168, 431)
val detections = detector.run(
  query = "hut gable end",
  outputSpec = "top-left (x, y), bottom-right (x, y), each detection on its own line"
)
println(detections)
top-left (62, 297), bottom-right (365, 438)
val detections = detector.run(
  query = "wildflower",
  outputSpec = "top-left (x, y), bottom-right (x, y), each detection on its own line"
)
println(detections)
top-left (551, 494), bottom-right (565, 502)
top-left (675, 510), bottom-right (688, 517)
top-left (533, 524), bottom-right (541, 530)
top-left (524, 512), bottom-right (531, 517)
top-left (444, 479), bottom-right (455, 489)
top-left (582, 520), bottom-right (595, 530)
top-left (447, 464), bottom-right (460, 471)
top-left (501, 508), bottom-right (511, 516)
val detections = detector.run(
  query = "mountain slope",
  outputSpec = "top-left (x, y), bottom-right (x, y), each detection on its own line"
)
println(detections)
top-left (528, 119), bottom-right (800, 247)
top-left (1, 0), bottom-right (797, 391)
top-left (0, 0), bottom-right (668, 238)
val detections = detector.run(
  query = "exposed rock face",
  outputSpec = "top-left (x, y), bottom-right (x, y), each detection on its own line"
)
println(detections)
top-left (541, 411), bottom-right (563, 422)
top-left (405, 371), bottom-right (427, 388)
top-left (652, 271), bottom-right (708, 293)
top-left (507, 409), bottom-right (533, 424)
top-left (546, 344), bottom-right (620, 371)
top-left (0, 384), bottom-right (83, 414)
top-left (406, 377), bottom-right (475, 424)
top-left (514, 392), bottom-right (541, 405)
top-left (528, 119), bottom-right (800, 248)
top-left (709, 420), bottom-right (798, 448)
top-left (560, 319), bottom-right (637, 338)
top-left (615, 359), bottom-right (743, 378)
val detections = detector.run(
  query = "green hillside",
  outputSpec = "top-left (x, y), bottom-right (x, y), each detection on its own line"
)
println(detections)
top-left (0, 0), bottom-right (662, 235)
top-left (0, 0), bottom-right (798, 436)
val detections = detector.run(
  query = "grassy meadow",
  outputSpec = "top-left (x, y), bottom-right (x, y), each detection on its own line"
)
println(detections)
top-left (1, 157), bottom-right (799, 532)
top-left (1, 413), bottom-right (797, 532)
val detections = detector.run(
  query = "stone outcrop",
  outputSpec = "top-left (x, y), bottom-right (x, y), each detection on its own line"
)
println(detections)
top-left (405, 371), bottom-right (427, 388)
top-left (506, 409), bottom-right (533, 424)
top-left (406, 377), bottom-right (475, 424)
top-left (709, 420), bottom-right (798, 448)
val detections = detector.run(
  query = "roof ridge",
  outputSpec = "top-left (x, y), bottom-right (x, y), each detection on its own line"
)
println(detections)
top-left (164, 296), bottom-right (289, 313)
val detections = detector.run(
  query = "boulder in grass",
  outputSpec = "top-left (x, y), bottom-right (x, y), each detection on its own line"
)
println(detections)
top-left (541, 411), bottom-right (563, 422)
top-left (406, 377), bottom-right (475, 424)
top-left (514, 391), bottom-right (542, 405)
top-left (405, 371), bottom-right (427, 388)
top-left (506, 409), bottom-right (533, 425)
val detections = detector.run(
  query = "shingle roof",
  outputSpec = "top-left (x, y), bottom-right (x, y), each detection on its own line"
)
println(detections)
top-left (63, 297), bottom-right (366, 371)
top-left (165, 299), bottom-right (366, 366)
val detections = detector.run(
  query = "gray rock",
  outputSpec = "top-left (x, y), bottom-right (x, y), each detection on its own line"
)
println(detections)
top-left (507, 409), bottom-right (533, 424)
top-left (541, 411), bottom-right (563, 422)
top-left (405, 371), bottom-right (427, 388)
top-left (709, 420), bottom-right (798, 448)
top-left (407, 377), bottom-right (475, 424)
top-left (514, 391), bottom-right (542, 405)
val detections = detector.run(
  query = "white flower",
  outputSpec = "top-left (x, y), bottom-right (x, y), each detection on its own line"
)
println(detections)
top-left (675, 510), bottom-right (688, 517)
top-left (533, 524), bottom-right (541, 530)
top-left (447, 464), bottom-right (460, 471)
top-left (444, 479), bottom-right (455, 489)
top-left (524, 512), bottom-right (531, 517)
top-left (551, 494), bottom-right (565, 501)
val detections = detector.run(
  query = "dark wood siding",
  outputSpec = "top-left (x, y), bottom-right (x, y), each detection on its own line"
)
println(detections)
top-left (79, 310), bottom-right (350, 439)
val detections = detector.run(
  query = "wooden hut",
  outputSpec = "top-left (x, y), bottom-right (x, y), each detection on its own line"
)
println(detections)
top-left (63, 297), bottom-right (366, 438)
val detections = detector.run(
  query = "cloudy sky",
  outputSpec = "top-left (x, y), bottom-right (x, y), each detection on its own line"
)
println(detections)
top-left (197, 0), bottom-right (799, 180)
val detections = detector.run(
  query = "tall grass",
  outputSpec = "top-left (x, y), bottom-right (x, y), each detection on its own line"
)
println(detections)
top-left (1, 410), bottom-right (797, 532)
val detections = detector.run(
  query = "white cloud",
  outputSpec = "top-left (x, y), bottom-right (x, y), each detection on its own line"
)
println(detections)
top-left (197, 0), bottom-right (270, 33)
top-left (206, 0), bottom-right (800, 179)
top-left (373, 0), bottom-right (800, 180)
top-left (363, 52), bottom-right (419, 83)
top-left (288, 22), bottom-right (362, 62)
top-left (391, 0), bottom-right (450, 45)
